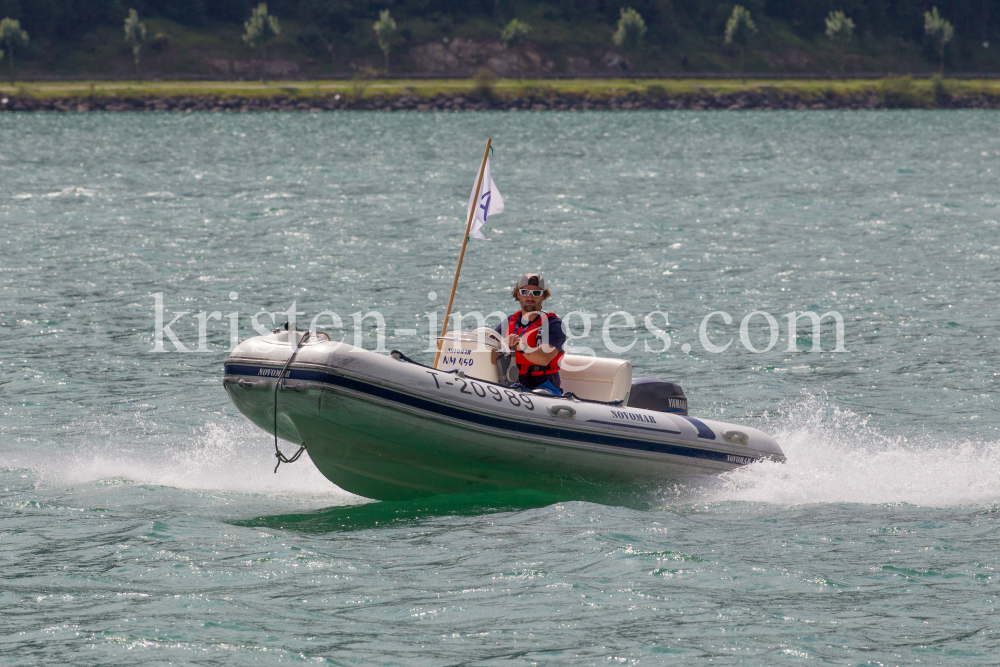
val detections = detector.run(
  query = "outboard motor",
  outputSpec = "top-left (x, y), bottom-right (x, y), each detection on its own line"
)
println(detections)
top-left (626, 377), bottom-right (688, 415)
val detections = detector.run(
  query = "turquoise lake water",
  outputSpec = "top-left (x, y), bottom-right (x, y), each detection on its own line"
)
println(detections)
top-left (2, 110), bottom-right (999, 664)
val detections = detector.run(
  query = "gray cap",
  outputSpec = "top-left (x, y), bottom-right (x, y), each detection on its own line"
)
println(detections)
top-left (516, 273), bottom-right (545, 289)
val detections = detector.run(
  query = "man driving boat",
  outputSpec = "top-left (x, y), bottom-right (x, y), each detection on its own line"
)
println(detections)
top-left (494, 273), bottom-right (566, 395)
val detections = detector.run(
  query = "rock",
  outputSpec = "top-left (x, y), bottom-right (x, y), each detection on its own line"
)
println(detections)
top-left (602, 53), bottom-right (630, 71)
top-left (410, 38), bottom-right (549, 76)
top-left (5, 88), bottom-right (997, 114)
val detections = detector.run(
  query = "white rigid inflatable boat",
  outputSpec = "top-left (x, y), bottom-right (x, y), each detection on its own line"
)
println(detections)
top-left (223, 328), bottom-right (785, 502)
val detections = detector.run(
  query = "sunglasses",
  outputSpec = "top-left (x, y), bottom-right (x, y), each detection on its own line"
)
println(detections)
top-left (519, 288), bottom-right (544, 297)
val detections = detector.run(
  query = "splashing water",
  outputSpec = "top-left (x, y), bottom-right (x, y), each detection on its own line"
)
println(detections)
top-left (12, 395), bottom-right (997, 511)
top-left (6, 416), bottom-right (357, 502)
top-left (710, 396), bottom-right (1000, 507)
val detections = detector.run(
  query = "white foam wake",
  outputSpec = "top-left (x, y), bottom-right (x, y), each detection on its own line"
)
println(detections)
top-left (9, 416), bottom-right (359, 503)
top-left (707, 396), bottom-right (1000, 507)
top-left (13, 398), bottom-right (999, 509)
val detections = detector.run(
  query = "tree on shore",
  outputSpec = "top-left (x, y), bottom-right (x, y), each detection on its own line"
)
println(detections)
top-left (824, 10), bottom-right (854, 79)
top-left (0, 18), bottom-right (29, 85)
top-left (501, 18), bottom-right (530, 78)
top-left (243, 3), bottom-right (280, 82)
top-left (724, 5), bottom-right (757, 82)
top-left (124, 9), bottom-right (147, 78)
top-left (373, 9), bottom-right (396, 73)
top-left (613, 7), bottom-right (647, 53)
top-left (924, 7), bottom-right (954, 75)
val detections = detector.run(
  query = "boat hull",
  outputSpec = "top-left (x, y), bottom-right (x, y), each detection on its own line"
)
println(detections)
top-left (224, 334), bottom-right (784, 502)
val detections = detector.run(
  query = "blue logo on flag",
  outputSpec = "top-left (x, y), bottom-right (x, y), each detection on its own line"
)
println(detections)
top-left (480, 191), bottom-right (491, 221)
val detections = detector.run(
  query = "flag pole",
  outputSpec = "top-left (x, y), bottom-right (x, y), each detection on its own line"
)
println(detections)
top-left (434, 137), bottom-right (492, 369)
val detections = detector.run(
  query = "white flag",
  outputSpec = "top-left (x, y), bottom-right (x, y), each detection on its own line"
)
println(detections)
top-left (466, 157), bottom-right (504, 240)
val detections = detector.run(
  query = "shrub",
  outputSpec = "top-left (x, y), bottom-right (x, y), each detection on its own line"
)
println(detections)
top-left (0, 18), bottom-right (29, 84)
top-left (243, 3), bottom-right (280, 82)
top-left (930, 74), bottom-right (953, 104)
top-left (473, 68), bottom-right (497, 100)
top-left (124, 9), bottom-right (146, 76)
top-left (924, 7), bottom-right (954, 75)
top-left (501, 18), bottom-right (531, 77)
top-left (645, 83), bottom-right (666, 98)
top-left (349, 67), bottom-right (377, 102)
top-left (613, 8), bottom-right (647, 52)
top-left (878, 76), bottom-right (928, 108)
top-left (373, 9), bottom-right (396, 73)
top-left (724, 6), bottom-right (757, 81)
top-left (501, 18), bottom-right (530, 48)
top-left (149, 33), bottom-right (169, 52)
top-left (824, 10), bottom-right (854, 78)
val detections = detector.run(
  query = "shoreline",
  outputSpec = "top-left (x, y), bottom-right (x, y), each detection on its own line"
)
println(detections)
top-left (3, 78), bottom-right (1000, 111)
top-left (4, 91), bottom-right (1000, 112)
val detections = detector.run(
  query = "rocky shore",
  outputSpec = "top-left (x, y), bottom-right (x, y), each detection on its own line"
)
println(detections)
top-left (3, 88), bottom-right (1000, 112)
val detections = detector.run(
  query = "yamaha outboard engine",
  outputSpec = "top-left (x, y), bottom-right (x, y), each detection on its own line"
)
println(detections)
top-left (626, 377), bottom-right (688, 415)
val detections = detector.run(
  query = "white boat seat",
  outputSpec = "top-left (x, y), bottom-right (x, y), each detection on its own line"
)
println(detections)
top-left (557, 354), bottom-right (632, 403)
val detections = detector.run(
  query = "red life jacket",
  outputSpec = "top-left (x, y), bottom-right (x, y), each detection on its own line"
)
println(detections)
top-left (506, 311), bottom-right (564, 378)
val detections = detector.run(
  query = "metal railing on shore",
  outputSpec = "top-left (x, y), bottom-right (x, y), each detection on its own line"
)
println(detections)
top-left (9, 71), bottom-right (995, 83)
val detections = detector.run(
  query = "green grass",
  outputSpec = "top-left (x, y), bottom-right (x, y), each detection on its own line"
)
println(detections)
top-left (3, 77), bottom-right (999, 101)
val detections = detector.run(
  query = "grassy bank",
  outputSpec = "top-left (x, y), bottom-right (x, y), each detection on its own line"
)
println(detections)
top-left (4, 77), bottom-right (1000, 101)
top-left (3, 77), bottom-right (1000, 112)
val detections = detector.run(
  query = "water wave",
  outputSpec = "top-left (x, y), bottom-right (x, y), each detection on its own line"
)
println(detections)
top-left (707, 396), bottom-right (1000, 507)
top-left (7, 416), bottom-right (356, 501)
top-left (10, 396), bottom-right (1000, 509)
top-left (41, 186), bottom-right (97, 198)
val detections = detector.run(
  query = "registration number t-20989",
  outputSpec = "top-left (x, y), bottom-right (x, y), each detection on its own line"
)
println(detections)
top-left (425, 370), bottom-right (534, 411)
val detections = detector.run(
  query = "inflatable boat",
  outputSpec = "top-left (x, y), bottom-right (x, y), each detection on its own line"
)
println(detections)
top-left (223, 327), bottom-right (784, 502)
